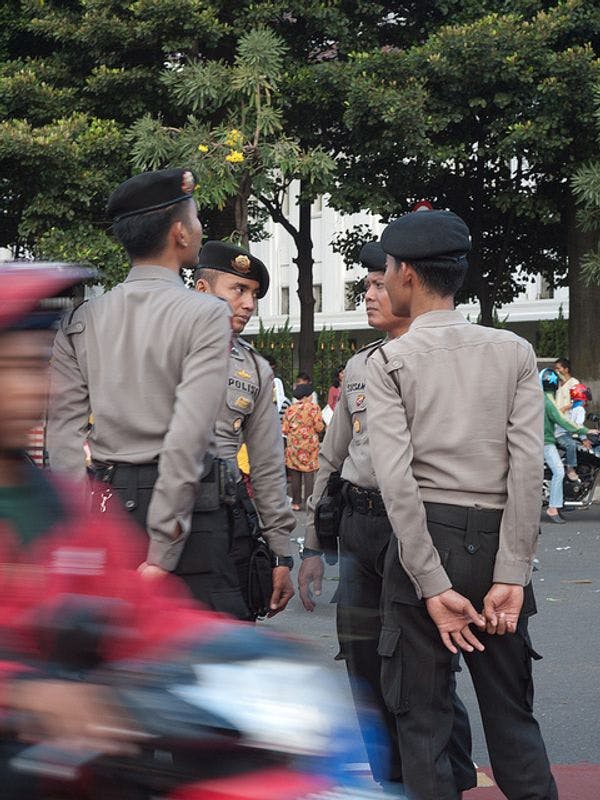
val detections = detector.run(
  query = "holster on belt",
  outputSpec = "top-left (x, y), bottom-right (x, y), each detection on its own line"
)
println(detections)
top-left (236, 481), bottom-right (273, 620)
top-left (315, 470), bottom-right (344, 565)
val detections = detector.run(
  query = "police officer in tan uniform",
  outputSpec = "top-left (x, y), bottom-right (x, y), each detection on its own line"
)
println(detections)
top-left (194, 240), bottom-right (295, 619)
top-left (367, 211), bottom-right (557, 800)
top-left (47, 168), bottom-right (232, 588)
top-left (298, 242), bottom-right (475, 793)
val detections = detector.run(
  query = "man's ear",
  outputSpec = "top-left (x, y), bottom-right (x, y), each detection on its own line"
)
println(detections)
top-left (195, 278), bottom-right (210, 293)
top-left (399, 261), bottom-right (414, 286)
top-left (171, 219), bottom-right (188, 249)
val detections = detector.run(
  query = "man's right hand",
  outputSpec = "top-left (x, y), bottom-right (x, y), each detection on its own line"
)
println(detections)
top-left (138, 562), bottom-right (168, 579)
top-left (425, 589), bottom-right (486, 654)
top-left (298, 556), bottom-right (324, 612)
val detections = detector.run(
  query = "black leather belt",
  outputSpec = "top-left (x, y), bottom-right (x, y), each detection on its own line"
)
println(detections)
top-left (343, 482), bottom-right (388, 516)
top-left (424, 502), bottom-right (502, 532)
top-left (90, 459), bottom-right (217, 488)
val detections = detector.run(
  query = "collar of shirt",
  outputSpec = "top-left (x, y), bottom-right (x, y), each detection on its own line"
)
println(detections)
top-left (408, 309), bottom-right (468, 330)
top-left (124, 265), bottom-right (184, 284)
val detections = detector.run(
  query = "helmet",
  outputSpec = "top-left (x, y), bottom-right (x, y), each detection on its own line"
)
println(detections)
top-left (570, 383), bottom-right (591, 403)
top-left (0, 262), bottom-right (95, 332)
top-left (540, 368), bottom-right (559, 393)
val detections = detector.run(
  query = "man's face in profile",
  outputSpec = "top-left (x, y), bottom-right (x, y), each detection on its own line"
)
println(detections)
top-left (0, 330), bottom-right (52, 451)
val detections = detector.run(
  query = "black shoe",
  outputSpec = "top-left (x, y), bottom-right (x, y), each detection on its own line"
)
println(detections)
top-left (544, 512), bottom-right (566, 524)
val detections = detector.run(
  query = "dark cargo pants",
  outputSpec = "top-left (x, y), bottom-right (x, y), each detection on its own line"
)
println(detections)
top-left (336, 504), bottom-right (475, 790)
top-left (380, 502), bottom-right (558, 800)
top-left (92, 462), bottom-right (254, 621)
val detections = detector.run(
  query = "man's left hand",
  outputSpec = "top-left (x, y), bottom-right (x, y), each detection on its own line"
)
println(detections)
top-left (425, 589), bottom-right (486, 654)
top-left (268, 566), bottom-right (295, 617)
top-left (483, 583), bottom-right (523, 635)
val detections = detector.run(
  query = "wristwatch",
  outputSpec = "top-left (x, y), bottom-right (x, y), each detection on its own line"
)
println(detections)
top-left (272, 555), bottom-right (294, 569)
top-left (300, 548), bottom-right (323, 560)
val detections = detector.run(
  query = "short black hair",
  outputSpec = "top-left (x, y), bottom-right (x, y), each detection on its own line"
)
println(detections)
top-left (390, 257), bottom-right (467, 297)
top-left (193, 266), bottom-right (221, 288)
top-left (554, 357), bottom-right (571, 372)
top-left (296, 371), bottom-right (311, 382)
top-left (112, 199), bottom-right (192, 260)
top-left (332, 365), bottom-right (344, 388)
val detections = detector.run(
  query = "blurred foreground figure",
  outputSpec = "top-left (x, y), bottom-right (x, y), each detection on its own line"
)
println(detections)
top-left (0, 263), bottom-right (367, 800)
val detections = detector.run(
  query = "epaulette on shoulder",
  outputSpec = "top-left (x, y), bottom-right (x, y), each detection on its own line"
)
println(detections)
top-left (356, 338), bottom-right (384, 357)
top-left (61, 299), bottom-right (89, 335)
top-left (363, 338), bottom-right (387, 361)
top-left (237, 336), bottom-right (260, 355)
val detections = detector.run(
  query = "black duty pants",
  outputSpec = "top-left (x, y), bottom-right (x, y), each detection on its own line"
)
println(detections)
top-left (336, 504), bottom-right (475, 791)
top-left (380, 502), bottom-right (558, 800)
top-left (93, 463), bottom-right (254, 621)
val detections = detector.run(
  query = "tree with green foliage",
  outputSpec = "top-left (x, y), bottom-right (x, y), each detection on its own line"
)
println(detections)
top-left (127, 26), bottom-right (335, 374)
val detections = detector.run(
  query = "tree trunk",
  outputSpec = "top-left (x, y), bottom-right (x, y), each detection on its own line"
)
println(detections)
top-left (567, 189), bottom-right (600, 406)
top-left (294, 191), bottom-right (315, 376)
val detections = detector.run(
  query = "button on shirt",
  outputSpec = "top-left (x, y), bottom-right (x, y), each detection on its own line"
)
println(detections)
top-left (305, 341), bottom-right (382, 550)
top-left (366, 310), bottom-right (543, 599)
top-left (47, 266), bottom-right (231, 570)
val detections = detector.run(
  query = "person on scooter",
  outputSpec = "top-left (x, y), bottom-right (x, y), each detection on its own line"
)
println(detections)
top-left (541, 368), bottom-right (598, 524)
top-left (0, 264), bottom-right (236, 797)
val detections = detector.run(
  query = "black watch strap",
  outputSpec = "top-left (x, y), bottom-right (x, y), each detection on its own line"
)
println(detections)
top-left (300, 548), bottom-right (323, 560)
top-left (272, 555), bottom-right (294, 569)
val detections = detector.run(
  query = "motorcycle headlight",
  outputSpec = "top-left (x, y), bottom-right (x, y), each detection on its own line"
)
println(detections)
top-left (170, 658), bottom-right (351, 756)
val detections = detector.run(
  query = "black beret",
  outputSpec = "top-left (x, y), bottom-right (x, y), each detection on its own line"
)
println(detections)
top-left (381, 210), bottom-right (471, 265)
top-left (107, 168), bottom-right (196, 223)
top-left (196, 241), bottom-right (270, 299)
top-left (359, 241), bottom-right (387, 272)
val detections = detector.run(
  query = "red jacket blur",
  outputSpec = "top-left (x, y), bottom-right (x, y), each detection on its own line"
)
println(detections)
top-left (0, 473), bottom-right (228, 691)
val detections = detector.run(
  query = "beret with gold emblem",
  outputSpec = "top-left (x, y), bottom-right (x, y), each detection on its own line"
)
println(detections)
top-left (381, 209), bottom-right (471, 267)
top-left (197, 240), bottom-right (270, 299)
top-left (107, 168), bottom-right (196, 223)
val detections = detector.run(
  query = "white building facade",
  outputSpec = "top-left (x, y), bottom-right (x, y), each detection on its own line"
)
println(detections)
top-left (246, 182), bottom-right (568, 339)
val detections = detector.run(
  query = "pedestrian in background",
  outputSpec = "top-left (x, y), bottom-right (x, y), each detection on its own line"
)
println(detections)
top-left (553, 357), bottom-right (578, 414)
top-left (282, 384), bottom-right (324, 511)
top-left (541, 367), bottom-right (597, 524)
top-left (327, 365), bottom-right (345, 412)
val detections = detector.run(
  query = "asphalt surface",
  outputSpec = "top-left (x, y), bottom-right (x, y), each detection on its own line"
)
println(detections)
top-left (261, 506), bottom-right (600, 771)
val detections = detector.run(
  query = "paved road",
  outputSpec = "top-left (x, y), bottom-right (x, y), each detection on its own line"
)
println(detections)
top-left (262, 506), bottom-right (600, 795)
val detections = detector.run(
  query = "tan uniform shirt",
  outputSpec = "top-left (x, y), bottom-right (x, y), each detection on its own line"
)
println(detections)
top-left (215, 338), bottom-right (294, 556)
top-left (47, 266), bottom-right (231, 570)
top-left (367, 310), bottom-right (543, 600)
top-left (305, 340), bottom-right (382, 550)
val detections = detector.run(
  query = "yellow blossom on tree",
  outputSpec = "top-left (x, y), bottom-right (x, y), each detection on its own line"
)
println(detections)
top-left (225, 150), bottom-right (245, 164)
top-left (197, 144), bottom-right (209, 153)
top-left (225, 129), bottom-right (244, 148)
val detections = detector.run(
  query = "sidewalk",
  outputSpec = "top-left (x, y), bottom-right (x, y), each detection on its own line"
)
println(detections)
top-left (464, 763), bottom-right (600, 799)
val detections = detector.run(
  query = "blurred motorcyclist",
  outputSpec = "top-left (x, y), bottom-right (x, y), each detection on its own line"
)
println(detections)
top-left (0, 264), bottom-right (228, 796)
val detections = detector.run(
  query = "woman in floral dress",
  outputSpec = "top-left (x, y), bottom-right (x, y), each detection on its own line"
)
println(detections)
top-left (282, 383), bottom-right (324, 510)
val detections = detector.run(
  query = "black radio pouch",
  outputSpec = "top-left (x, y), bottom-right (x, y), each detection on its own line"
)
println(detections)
top-left (247, 537), bottom-right (273, 619)
top-left (315, 471), bottom-right (344, 565)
